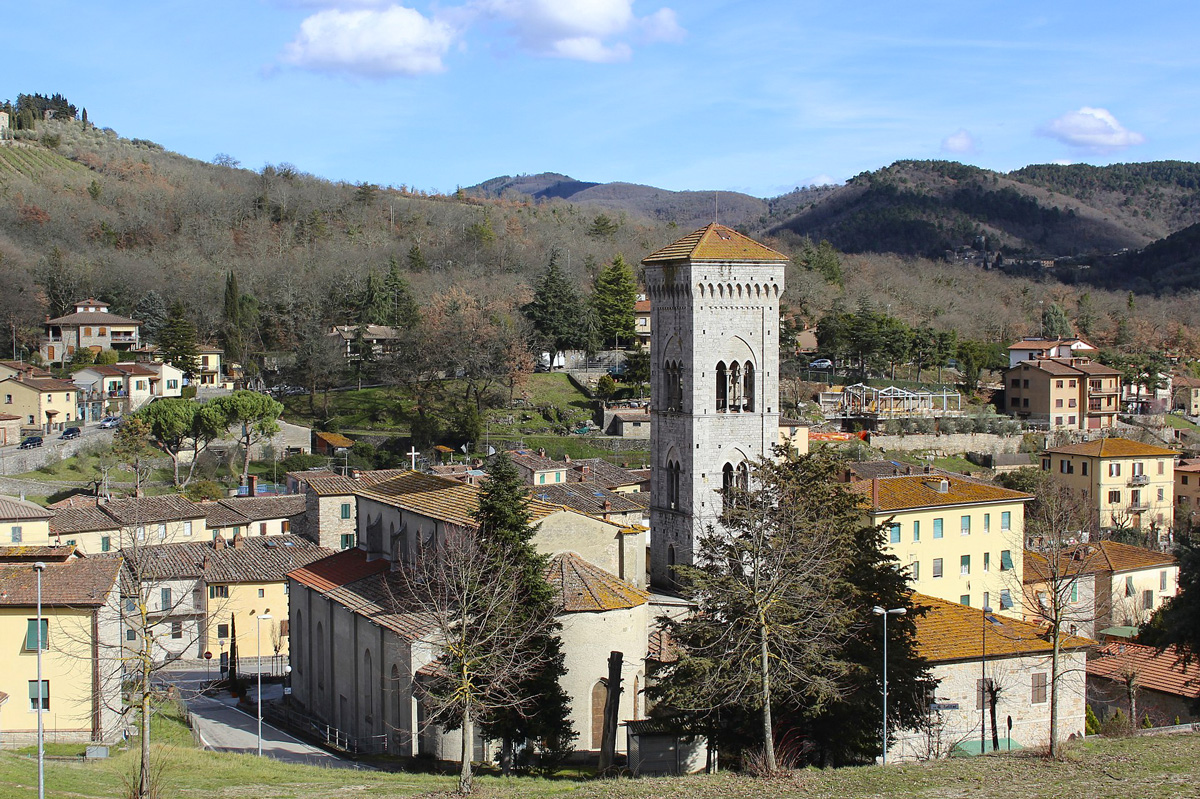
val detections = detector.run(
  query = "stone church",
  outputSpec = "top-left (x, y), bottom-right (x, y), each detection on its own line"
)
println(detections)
top-left (285, 223), bottom-right (786, 763)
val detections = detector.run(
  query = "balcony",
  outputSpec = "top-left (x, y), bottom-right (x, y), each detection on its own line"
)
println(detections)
top-left (1130, 474), bottom-right (1150, 486)
top-left (110, 333), bottom-right (138, 343)
top-left (1130, 502), bottom-right (1150, 513)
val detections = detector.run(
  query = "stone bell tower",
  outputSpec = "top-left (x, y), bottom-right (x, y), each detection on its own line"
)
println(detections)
top-left (642, 223), bottom-right (787, 589)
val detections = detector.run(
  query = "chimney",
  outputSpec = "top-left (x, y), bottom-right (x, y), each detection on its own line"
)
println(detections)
top-left (603, 500), bottom-right (612, 512)
top-left (906, 465), bottom-right (914, 475)
top-left (232, 531), bottom-right (245, 549)
top-left (581, 465), bottom-right (591, 480)
top-left (213, 535), bottom-right (226, 551)
top-left (537, 447), bottom-right (547, 458)
top-left (202, 554), bottom-right (211, 571)
top-left (564, 454), bottom-right (571, 464)
top-left (247, 475), bottom-right (258, 496)
top-left (923, 464), bottom-right (931, 474)
top-left (871, 477), bottom-right (879, 509)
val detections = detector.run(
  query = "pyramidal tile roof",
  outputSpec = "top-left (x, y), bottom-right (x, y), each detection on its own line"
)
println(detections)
top-left (642, 223), bottom-right (790, 264)
top-left (912, 593), bottom-right (1093, 662)
top-left (545, 552), bottom-right (649, 612)
top-left (1044, 437), bottom-right (1178, 458)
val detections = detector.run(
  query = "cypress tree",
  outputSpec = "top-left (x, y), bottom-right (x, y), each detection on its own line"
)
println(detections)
top-left (221, 272), bottom-right (245, 362)
top-left (474, 452), bottom-right (575, 773)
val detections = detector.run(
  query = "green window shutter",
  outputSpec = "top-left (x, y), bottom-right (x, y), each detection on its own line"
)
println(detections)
top-left (1000, 550), bottom-right (1014, 570)
top-left (25, 619), bottom-right (48, 650)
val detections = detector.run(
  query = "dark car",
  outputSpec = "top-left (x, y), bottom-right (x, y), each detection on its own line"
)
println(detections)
top-left (61, 427), bottom-right (81, 440)
top-left (18, 436), bottom-right (43, 449)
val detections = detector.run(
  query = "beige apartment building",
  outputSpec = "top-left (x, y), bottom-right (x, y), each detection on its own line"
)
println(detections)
top-left (851, 474), bottom-right (1034, 616)
top-left (1004, 357), bottom-right (1121, 430)
top-left (1041, 438), bottom-right (1178, 534)
top-left (0, 376), bottom-right (82, 431)
top-left (42, 298), bottom-right (141, 365)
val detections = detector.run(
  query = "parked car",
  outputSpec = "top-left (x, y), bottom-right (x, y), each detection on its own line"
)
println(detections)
top-left (60, 427), bottom-right (81, 440)
top-left (808, 358), bottom-right (834, 369)
top-left (98, 416), bottom-right (121, 429)
top-left (18, 436), bottom-right (43, 449)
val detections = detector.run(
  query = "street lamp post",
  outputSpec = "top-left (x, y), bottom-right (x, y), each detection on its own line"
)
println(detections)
top-left (256, 613), bottom-right (272, 757)
top-left (873, 605), bottom-right (907, 765)
top-left (981, 605), bottom-right (993, 756)
top-left (34, 561), bottom-right (46, 799)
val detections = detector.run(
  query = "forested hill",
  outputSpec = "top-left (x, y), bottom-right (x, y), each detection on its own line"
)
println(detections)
top-left (766, 160), bottom-right (1200, 260)
top-left (1083, 222), bottom-right (1200, 294)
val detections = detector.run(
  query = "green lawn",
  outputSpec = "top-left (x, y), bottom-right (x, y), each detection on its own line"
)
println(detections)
top-left (1164, 413), bottom-right (1200, 431)
top-left (4, 723), bottom-right (1197, 799)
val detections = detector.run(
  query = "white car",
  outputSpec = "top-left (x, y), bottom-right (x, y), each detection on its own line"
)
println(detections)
top-left (809, 358), bottom-right (834, 370)
top-left (98, 416), bottom-right (121, 429)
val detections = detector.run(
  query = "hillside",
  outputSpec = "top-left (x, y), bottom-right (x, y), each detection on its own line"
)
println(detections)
top-left (1084, 221), bottom-right (1200, 293)
top-left (766, 160), bottom-right (1200, 259)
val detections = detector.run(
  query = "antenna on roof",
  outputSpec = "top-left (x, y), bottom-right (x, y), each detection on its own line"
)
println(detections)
top-left (714, 192), bottom-right (719, 224)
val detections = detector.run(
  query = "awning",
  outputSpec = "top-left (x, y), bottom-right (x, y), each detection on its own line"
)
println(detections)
top-left (1099, 626), bottom-right (1139, 639)
top-left (951, 738), bottom-right (1024, 757)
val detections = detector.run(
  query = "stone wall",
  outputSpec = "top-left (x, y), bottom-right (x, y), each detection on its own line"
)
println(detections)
top-left (0, 429), bottom-right (114, 475)
top-left (870, 432), bottom-right (1023, 455)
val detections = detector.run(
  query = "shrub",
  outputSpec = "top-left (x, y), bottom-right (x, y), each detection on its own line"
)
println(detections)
top-left (183, 480), bottom-right (225, 502)
top-left (1099, 708), bottom-right (1130, 736)
top-left (1085, 705), bottom-right (1101, 735)
top-left (279, 453), bottom-right (326, 472)
top-left (94, 349), bottom-right (119, 365)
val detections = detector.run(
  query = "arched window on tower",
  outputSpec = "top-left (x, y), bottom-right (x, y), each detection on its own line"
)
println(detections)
top-left (668, 460), bottom-right (681, 510)
top-left (729, 362), bottom-right (742, 413)
top-left (674, 362), bottom-right (684, 412)
top-left (715, 362), bottom-right (727, 412)
top-left (737, 461), bottom-right (750, 493)
top-left (743, 361), bottom-right (755, 411)
top-left (722, 462), bottom-right (735, 511)
top-left (667, 544), bottom-right (677, 588)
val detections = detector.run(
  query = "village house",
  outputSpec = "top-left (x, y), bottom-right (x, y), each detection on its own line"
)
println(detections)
top-left (1003, 356), bottom-right (1121, 430)
top-left (49, 495), bottom-right (207, 554)
top-left (1040, 438), bottom-right (1177, 535)
top-left (1, 495), bottom-right (54, 546)
top-left (287, 470), bottom-right (649, 759)
top-left (1021, 549), bottom-right (1100, 641)
top-left (1171, 375), bottom-right (1200, 417)
top-left (0, 361), bottom-right (51, 381)
top-left (41, 298), bottom-right (141, 365)
top-left (510, 450), bottom-right (569, 486)
top-left (0, 544), bottom-right (124, 745)
top-left (328, 324), bottom-right (404, 359)
top-left (1087, 642), bottom-right (1200, 726)
top-left (314, 431), bottom-right (355, 457)
top-left (887, 594), bottom-right (1091, 760)
top-left (287, 468), bottom-right (409, 550)
top-left (1006, 337), bottom-right (1097, 368)
top-left (527, 482), bottom-right (649, 529)
top-left (564, 457), bottom-right (646, 494)
top-left (633, 299), bottom-right (651, 349)
top-left (850, 474), bottom-right (1033, 616)
top-left (0, 412), bottom-right (21, 446)
top-left (1173, 458), bottom-right (1200, 525)
top-left (0, 375), bottom-right (82, 432)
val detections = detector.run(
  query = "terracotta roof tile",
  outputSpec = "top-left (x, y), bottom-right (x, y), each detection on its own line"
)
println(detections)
top-left (642, 223), bottom-right (790, 264)
top-left (2, 376), bottom-right (80, 393)
top-left (47, 494), bottom-right (106, 510)
top-left (45, 310), bottom-right (140, 326)
top-left (315, 431), bottom-right (355, 449)
top-left (545, 553), bottom-right (648, 612)
top-left (0, 361), bottom-right (51, 377)
top-left (0, 495), bottom-right (53, 521)
top-left (528, 483), bottom-right (645, 516)
top-left (1044, 437), bottom-right (1178, 458)
top-left (288, 547), bottom-right (389, 594)
top-left (199, 502), bottom-right (251, 529)
top-left (356, 470), bottom-right (561, 528)
top-left (509, 451), bottom-right (562, 473)
top-left (50, 506), bottom-right (118, 535)
top-left (219, 494), bottom-right (307, 521)
top-left (1087, 642), bottom-right (1200, 699)
top-left (1024, 541), bottom-right (1176, 582)
top-left (100, 495), bottom-right (206, 525)
top-left (568, 458), bottom-right (644, 489)
top-left (913, 593), bottom-right (1092, 662)
top-left (0, 545), bottom-right (78, 562)
top-left (0, 558), bottom-right (122, 606)
top-left (127, 535), bottom-right (332, 582)
top-left (850, 474), bottom-right (1032, 513)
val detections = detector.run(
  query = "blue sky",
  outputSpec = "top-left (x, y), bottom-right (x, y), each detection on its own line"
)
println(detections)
top-left (7, 1), bottom-right (1198, 197)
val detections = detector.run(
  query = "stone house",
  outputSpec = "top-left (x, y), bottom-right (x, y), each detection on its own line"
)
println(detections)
top-left (41, 298), bottom-right (140, 365)
top-left (1087, 642), bottom-right (1200, 726)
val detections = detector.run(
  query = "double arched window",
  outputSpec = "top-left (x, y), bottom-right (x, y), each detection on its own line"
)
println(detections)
top-left (661, 360), bottom-right (683, 412)
top-left (664, 459), bottom-right (682, 510)
top-left (716, 360), bottom-right (756, 412)
top-left (721, 461), bottom-right (751, 511)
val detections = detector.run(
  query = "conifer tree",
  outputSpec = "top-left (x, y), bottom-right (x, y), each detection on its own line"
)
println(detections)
top-left (522, 251), bottom-right (587, 356)
top-left (221, 271), bottom-right (245, 363)
top-left (156, 303), bottom-right (201, 377)
top-left (474, 452), bottom-right (575, 773)
top-left (359, 268), bottom-right (389, 326)
top-left (384, 257), bottom-right (420, 329)
top-left (590, 254), bottom-right (638, 348)
top-left (407, 244), bottom-right (429, 272)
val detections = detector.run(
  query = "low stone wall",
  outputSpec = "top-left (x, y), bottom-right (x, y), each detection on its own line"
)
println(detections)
top-left (870, 432), bottom-right (1023, 455)
top-left (0, 430), bottom-right (114, 475)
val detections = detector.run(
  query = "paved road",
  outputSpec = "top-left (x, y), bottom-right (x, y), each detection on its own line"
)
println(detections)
top-left (186, 692), bottom-right (360, 769)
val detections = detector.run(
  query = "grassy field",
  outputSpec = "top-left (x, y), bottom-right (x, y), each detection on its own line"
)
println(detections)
top-left (3, 713), bottom-right (1197, 799)
top-left (1165, 413), bottom-right (1200, 432)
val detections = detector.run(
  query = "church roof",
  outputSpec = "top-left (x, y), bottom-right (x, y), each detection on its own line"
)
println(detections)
top-left (356, 470), bottom-right (562, 528)
top-left (545, 552), bottom-right (649, 612)
top-left (642, 223), bottom-right (790, 264)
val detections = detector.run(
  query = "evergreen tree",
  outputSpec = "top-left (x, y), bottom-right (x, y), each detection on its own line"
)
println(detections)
top-left (221, 271), bottom-right (245, 363)
top-left (384, 257), bottom-right (420, 329)
top-left (474, 453), bottom-right (575, 773)
top-left (1075, 292), bottom-right (1096, 336)
top-left (134, 291), bottom-right (168, 343)
top-left (407, 244), bottom-right (429, 272)
top-left (358, 268), bottom-right (389, 325)
top-left (522, 251), bottom-right (587, 356)
top-left (156, 302), bottom-right (201, 377)
top-left (1041, 302), bottom-right (1073, 338)
top-left (590, 255), bottom-right (638, 348)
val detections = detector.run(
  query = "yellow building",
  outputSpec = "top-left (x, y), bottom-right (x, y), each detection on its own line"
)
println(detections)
top-left (1, 495), bottom-right (53, 546)
top-left (1004, 357), bottom-right (1121, 430)
top-left (1174, 459), bottom-right (1200, 527)
top-left (851, 475), bottom-right (1033, 616)
top-left (0, 549), bottom-right (124, 744)
top-left (1040, 438), bottom-right (1177, 535)
top-left (0, 376), bottom-right (82, 432)
top-left (49, 495), bottom-right (206, 554)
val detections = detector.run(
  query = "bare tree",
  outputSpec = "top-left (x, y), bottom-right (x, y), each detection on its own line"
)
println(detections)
top-left (393, 526), bottom-right (560, 795)
top-left (1018, 478), bottom-right (1103, 758)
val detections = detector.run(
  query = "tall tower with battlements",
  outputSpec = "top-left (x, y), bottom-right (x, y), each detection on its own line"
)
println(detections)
top-left (642, 224), bottom-right (788, 589)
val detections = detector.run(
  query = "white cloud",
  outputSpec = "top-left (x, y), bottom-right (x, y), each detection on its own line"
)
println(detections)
top-left (281, 6), bottom-right (456, 77)
top-left (1042, 107), bottom-right (1145, 152)
top-left (476, 0), bottom-right (681, 60)
top-left (803, 174), bottom-right (839, 187)
top-left (1052, 158), bottom-right (1073, 166)
top-left (940, 128), bottom-right (977, 155)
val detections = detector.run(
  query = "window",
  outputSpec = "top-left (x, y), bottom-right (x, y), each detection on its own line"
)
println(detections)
top-left (1069, 379), bottom-right (1076, 388)
top-left (157, 523), bottom-right (167, 540)
top-left (1158, 488), bottom-right (1165, 502)
top-left (889, 523), bottom-right (901, 544)
top-left (217, 623), bottom-right (230, 639)
top-left (260, 523), bottom-right (268, 536)
top-left (167, 379), bottom-right (178, 389)
top-left (1055, 380), bottom-right (1063, 389)
top-left (341, 533), bottom-right (356, 550)
top-left (1031, 673), bottom-right (1047, 704)
top-left (209, 585), bottom-right (229, 599)
top-left (126, 629), bottom-right (136, 642)
top-left (136, 526), bottom-right (145, 541)
top-left (1068, 416), bottom-right (1076, 425)
top-left (25, 619), bottom-right (49, 651)
top-left (1081, 462), bottom-right (1088, 476)
top-left (28, 680), bottom-right (49, 711)
top-left (280, 620), bottom-right (290, 636)
top-left (98, 327), bottom-right (106, 336)
top-left (1023, 398), bottom-right (1029, 408)
top-left (1010, 378), bottom-right (1019, 388)
top-left (1001, 511), bottom-right (1011, 531)
top-left (1109, 463), bottom-right (1122, 478)
top-left (983, 513), bottom-right (990, 534)
top-left (1125, 576), bottom-right (1135, 597)
top-left (1071, 583), bottom-right (1078, 603)
top-left (961, 555), bottom-right (970, 575)
top-left (1059, 460), bottom-right (1073, 474)
top-left (539, 473), bottom-right (546, 484)
top-left (282, 520), bottom-right (290, 533)
top-left (1108, 490), bottom-right (1121, 504)
top-left (932, 558), bottom-right (943, 578)
top-left (983, 552), bottom-right (990, 572)
top-left (1000, 550), bottom-right (1013, 571)
top-left (913, 520), bottom-right (920, 541)
top-left (983, 591), bottom-right (990, 609)
top-left (10, 526), bottom-right (21, 544)
top-left (1161, 571), bottom-right (1168, 591)
top-left (1185, 476), bottom-right (1190, 486)
top-left (161, 588), bottom-right (172, 609)
top-left (999, 590), bottom-right (1013, 610)
top-left (1055, 417), bottom-right (1062, 427)
top-left (340, 503), bottom-right (352, 520)
top-left (961, 515), bottom-right (971, 536)
top-left (960, 594), bottom-right (971, 606)
top-left (1143, 589), bottom-right (1154, 610)
top-left (258, 588), bottom-right (265, 598)
top-left (933, 518), bottom-right (944, 539)
top-left (1010, 396), bottom-right (1019, 407)
top-left (171, 621), bottom-right (183, 639)
top-left (1069, 398), bottom-right (1077, 408)
top-left (1158, 460), bottom-right (1165, 475)
top-left (1041, 458), bottom-right (1051, 471)
top-left (184, 521), bottom-right (193, 536)
top-left (910, 561), bottom-right (919, 580)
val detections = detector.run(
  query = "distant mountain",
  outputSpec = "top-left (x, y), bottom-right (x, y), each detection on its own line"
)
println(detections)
top-left (1084, 222), bottom-right (1200, 294)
